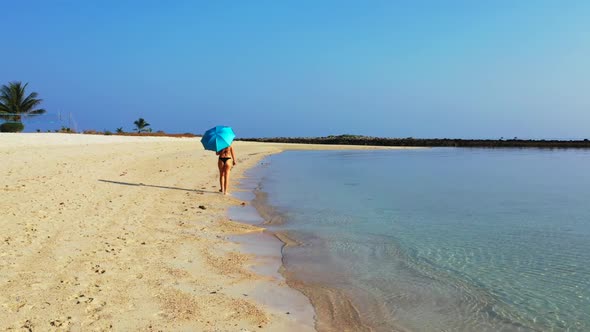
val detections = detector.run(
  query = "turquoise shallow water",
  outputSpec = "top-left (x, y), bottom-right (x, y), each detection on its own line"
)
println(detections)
top-left (249, 148), bottom-right (590, 331)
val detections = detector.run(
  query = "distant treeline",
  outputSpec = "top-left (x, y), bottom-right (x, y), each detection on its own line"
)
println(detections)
top-left (238, 135), bottom-right (590, 149)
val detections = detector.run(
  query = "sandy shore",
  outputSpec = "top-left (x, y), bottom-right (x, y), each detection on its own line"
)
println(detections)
top-left (0, 133), bottom-right (407, 331)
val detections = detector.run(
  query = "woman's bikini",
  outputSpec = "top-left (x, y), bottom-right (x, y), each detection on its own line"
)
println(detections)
top-left (218, 148), bottom-right (232, 165)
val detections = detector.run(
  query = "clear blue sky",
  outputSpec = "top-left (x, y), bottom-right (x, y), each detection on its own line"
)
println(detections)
top-left (2, 1), bottom-right (589, 138)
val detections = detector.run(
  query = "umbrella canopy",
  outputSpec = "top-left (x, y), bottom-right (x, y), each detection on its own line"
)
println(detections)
top-left (201, 126), bottom-right (235, 152)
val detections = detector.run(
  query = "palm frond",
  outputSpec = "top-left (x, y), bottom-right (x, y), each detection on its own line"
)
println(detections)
top-left (11, 82), bottom-right (25, 110)
top-left (0, 81), bottom-right (45, 116)
top-left (0, 84), bottom-right (11, 98)
top-left (22, 95), bottom-right (43, 111)
top-left (27, 108), bottom-right (46, 116)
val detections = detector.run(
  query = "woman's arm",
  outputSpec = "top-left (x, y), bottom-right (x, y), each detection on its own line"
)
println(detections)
top-left (231, 146), bottom-right (237, 165)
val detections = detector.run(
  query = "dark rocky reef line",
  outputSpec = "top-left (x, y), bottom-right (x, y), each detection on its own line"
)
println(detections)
top-left (238, 135), bottom-right (590, 149)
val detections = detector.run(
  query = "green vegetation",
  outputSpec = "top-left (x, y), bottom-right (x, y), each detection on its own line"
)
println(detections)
top-left (133, 118), bottom-right (150, 133)
top-left (0, 81), bottom-right (46, 132)
top-left (0, 122), bottom-right (24, 132)
top-left (116, 127), bottom-right (124, 133)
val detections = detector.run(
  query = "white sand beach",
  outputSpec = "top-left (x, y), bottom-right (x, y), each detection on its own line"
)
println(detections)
top-left (0, 133), bottom-right (403, 331)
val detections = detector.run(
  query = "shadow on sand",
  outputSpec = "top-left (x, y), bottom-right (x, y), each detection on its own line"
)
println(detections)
top-left (98, 179), bottom-right (218, 194)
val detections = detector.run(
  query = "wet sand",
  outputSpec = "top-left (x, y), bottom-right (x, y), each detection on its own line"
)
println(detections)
top-left (248, 187), bottom-right (378, 332)
top-left (238, 160), bottom-right (401, 332)
top-left (0, 133), bottom-right (407, 331)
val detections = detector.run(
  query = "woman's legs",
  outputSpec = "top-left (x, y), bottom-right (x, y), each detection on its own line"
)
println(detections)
top-left (218, 159), bottom-right (224, 192)
top-left (222, 162), bottom-right (232, 194)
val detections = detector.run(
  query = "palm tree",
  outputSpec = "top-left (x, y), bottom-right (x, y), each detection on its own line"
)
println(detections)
top-left (0, 82), bottom-right (46, 131)
top-left (133, 118), bottom-right (150, 133)
top-left (116, 127), bottom-right (124, 134)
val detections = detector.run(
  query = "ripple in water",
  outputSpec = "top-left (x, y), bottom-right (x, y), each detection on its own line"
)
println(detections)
top-left (251, 148), bottom-right (590, 331)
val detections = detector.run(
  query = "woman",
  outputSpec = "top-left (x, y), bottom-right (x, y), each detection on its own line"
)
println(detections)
top-left (216, 145), bottom-right (236, 195)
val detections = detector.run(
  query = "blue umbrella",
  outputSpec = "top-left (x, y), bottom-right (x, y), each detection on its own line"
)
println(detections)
top-left (201, 126), bottom-right (236, 152)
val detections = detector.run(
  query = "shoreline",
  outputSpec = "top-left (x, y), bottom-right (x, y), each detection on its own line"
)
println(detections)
top-left (246, 181), bottom-right (374, 332)
top-left (241, 153), bottom-right (386, 332)
top-left (0, 133), bottom-right (409, 331)
top-left (242, 149), bottom-right (420, 332)
top-left (226, 146), bottom-right (423, 332)
top-left (230, 154), bottom-right (371, 332)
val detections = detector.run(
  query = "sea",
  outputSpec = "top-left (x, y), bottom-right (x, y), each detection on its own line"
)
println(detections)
top-left (237, 148), bottom-right (590, 331)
